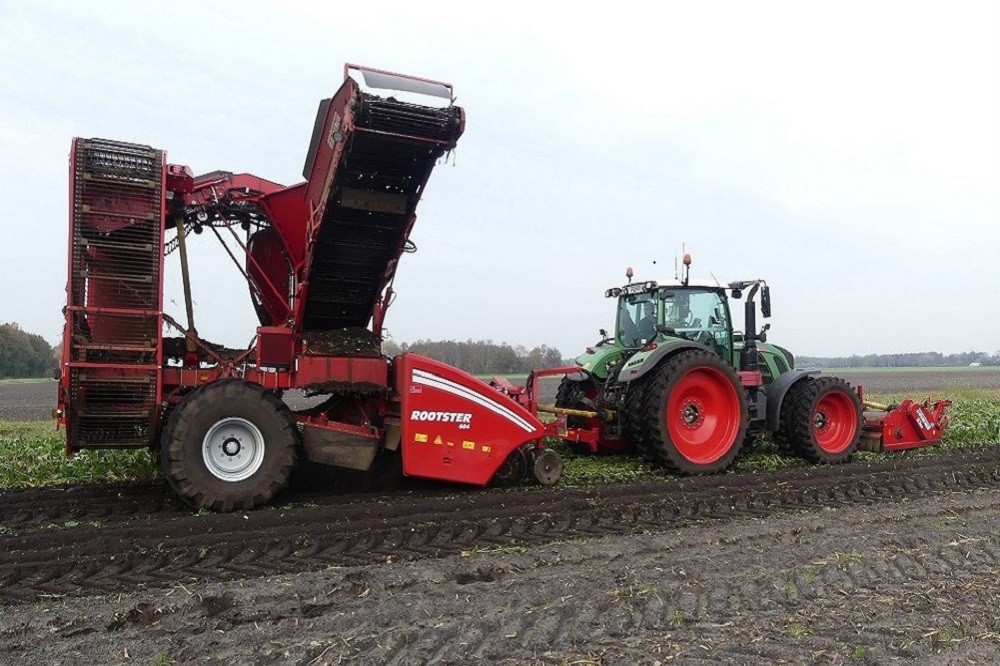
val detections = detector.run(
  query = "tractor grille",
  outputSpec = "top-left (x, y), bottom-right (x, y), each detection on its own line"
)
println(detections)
top-left (302, 93), bottom-right (463, 332)
top-left (65, 138), bottom-right (164, 451)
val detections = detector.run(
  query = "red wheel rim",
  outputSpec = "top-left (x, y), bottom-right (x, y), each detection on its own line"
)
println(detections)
top-left (812, 391), bottom-right (858, 454)
top-left (665, 367), bottom-right (741, 464)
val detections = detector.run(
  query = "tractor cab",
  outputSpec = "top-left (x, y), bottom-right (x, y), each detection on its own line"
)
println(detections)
top-left (614, 282), bottom-right (736, 363)
top-left (588, 258), bottom-right (793, 386)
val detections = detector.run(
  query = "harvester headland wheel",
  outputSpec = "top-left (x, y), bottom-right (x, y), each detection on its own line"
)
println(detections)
top-left (160, 379), bottom-right (298, 512)
top-left (784, 376), bottom-right (862, 464)
top-left (530, 448), bottom-right (563, 486)
top-left (644, 349), bottom-right (749, 474)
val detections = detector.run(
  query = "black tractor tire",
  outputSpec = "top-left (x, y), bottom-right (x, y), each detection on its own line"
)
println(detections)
top-left (554, 376), bottom-right (594, 429)
top-left (624, 377), bottom-right (657, 462)
top-left (644, 349), bottom-right (749, 474)
top-left (160, 379), bottom-right (298, 512)
top-left (783, 376), bottom-right (862, 464)
top-left (735, 433), bottom-right (759, 460)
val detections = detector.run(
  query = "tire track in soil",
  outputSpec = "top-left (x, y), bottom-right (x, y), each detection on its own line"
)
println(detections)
top-left (2, 447), bottom-right (1000, 604)
top-left (5, 487), bottom-right (1000, 665)
top-left (323, 490), bottom-right (1000, 665)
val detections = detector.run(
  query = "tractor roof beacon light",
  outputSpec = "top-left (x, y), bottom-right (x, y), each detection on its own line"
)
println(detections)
top-left (682, 253), bottom-right (692, 287)
top-left (626, 267), bottom-right (634, 284)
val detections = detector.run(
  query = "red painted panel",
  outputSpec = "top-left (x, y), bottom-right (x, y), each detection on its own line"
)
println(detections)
top-left (257, 326), bottom-right (296, 368)
top-left (394, 353), bottom-right (544, 486)
top-left (295, 355), bottom-right (388, 388)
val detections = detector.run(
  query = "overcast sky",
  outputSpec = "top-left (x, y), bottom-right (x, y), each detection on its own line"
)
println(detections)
top-left (1, 0), bottom-right (997, 358)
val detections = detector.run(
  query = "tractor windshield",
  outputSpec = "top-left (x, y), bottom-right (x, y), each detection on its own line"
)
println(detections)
top-left (661, 288), bottom-right (732, 357)
top-left (617, 292), bottom-right (658, 347)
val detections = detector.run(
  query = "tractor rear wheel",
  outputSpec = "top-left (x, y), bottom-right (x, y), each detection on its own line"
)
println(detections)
top-left (644, 349), bottom-right (749, 474)
top-left (784, 376), bottom-right (862, 464)
top-left (160, 379), bottom-right (298, 512)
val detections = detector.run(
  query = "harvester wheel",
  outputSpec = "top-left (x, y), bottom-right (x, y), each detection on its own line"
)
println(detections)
top-left (644, 349), bottom-right (749, 474)
top-left (784, 376), bottom-right (862, 464)
top-left (160, 379), bottom-right (298, 512)
top-left (624, 378), bottom-right (657, 462)
top-left (531, 448), bottom-right (563, 486)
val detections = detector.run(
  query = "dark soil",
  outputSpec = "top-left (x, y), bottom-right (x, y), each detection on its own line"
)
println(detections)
top-left (2, 373), bottom-right (1000, 663)
top-left (0, 381), bottom-right (56, 421)
top-left (3, 448), bottom-right (1000, 664)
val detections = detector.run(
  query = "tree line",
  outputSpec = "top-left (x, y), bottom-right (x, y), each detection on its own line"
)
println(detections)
top-left (0, 323), bottom-right (57, 378)
top-left (797, 351), bottom-right (1000, 368)
top-left (383, 339), bottom-right (567, 375)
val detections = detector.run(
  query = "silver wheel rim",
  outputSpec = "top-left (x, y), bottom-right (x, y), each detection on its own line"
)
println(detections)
top-left (202, 417), bottom-right (266, 482)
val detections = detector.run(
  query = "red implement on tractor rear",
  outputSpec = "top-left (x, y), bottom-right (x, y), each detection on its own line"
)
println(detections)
top-left (860, 395), bottom-right (952, 452)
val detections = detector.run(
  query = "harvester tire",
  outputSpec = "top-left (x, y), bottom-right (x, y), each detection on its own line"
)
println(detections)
top-left (784, 376), bottom-right (862, 464)
top-left (644, 349), bottom-right (749, 474)
top-left (160, 379), bottom-right (298, 512)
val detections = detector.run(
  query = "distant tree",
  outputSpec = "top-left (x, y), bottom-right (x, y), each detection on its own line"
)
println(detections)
top-left (796, 351), bottom-right (1000, 369)
top-left (0, 323), bottom-right (56, 378)
top-left (398, 339), bottom-right (567, 374)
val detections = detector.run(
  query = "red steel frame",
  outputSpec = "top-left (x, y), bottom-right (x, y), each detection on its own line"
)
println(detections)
top-left (59, 66), bottom-right (467, 457)
top-left (58, 141), bottom-right (167, 452)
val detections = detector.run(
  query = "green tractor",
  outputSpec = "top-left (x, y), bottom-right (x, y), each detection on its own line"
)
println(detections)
top-left (555, 257), bottom-right (863, 473)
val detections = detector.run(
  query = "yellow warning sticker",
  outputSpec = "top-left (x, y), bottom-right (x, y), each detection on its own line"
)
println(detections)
top-left (462, 441), bottom-right (475, 450)
top-left (414, 433), bottom-right (428, 443)
top-left (433, 435), bottom-right (443, 445)
top-left (446, 441), bottom-right (455, 447)
top-left (481, 445), bottom-right (491, 453)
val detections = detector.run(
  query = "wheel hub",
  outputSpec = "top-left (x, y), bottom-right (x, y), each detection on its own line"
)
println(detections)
top-left (813, 410), bottom-right (829, 431)
top-left (680, 399), bottom-right (705, 429)
top-left (222, 438), bottom-right (242, 456)
top-left (202, 417), bottom-right (266, 483)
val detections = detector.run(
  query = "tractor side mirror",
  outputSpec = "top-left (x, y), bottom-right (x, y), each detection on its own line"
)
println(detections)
top-left (761, 286), bottom-right (771, 318)
top-left (599, 328), bottom-right (608, 339)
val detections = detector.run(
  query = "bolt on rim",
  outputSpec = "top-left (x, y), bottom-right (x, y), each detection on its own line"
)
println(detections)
top-left (202, 417), bottom-right (266, 482)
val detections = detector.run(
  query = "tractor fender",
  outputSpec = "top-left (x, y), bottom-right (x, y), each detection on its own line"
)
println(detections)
top-left (765, 369), bottom-right (820, 430)
top-left (565, 370), bottom-right (590, 382)
top-left (615, 341), bottom-right (705, 383)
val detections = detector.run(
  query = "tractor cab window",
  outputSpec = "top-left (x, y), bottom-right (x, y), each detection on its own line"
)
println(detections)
top-left (617, 292), bottom-right (658, 347)
top-left (661, 289), bottom-right (732, 357)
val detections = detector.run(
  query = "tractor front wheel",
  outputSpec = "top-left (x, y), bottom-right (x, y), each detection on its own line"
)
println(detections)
top-left (645, 350), bottom-right (749, 474)
top-left (784, 376), bottom-right (862, 464)
top-left (554, 377), bottom-right (594, 429)
top-left (624, 377), bottom-right (657, 462)
top-left (160, 379), bottom-right (298, 512)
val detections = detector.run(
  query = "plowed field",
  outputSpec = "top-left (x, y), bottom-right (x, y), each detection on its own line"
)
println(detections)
top-left (1, 371), bottom-right (999, 664)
